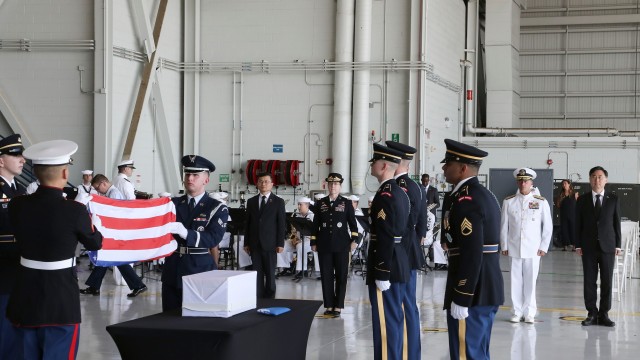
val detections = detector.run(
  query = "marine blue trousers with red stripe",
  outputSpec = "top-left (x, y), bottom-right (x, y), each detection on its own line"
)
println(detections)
top-left (369, 282), bottom-right (406, 360)
top-left (447, 305), bottom-right (499, 360)
top-left (14, 324), bottom-right (80, 360)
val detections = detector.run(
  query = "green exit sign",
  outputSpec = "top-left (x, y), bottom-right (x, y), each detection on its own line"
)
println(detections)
top-left (392, 133), bottom-right (399, 142)
top-left (410, 174), bottom-right (420, 182)
top-left (219, 174), bottom-right (230, 183)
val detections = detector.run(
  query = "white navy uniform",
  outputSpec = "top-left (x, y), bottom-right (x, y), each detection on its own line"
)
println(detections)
top-left (277, 211), bottom-right (320, 271)
top-left (500, 190), bottom-right (552, 318)
top-left (113, 173), bottom-right (135, 200)
top-left (77, 183), bottom-right (97, 196)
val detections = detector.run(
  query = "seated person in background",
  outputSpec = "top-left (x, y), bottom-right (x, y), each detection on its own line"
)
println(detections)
top-left (209, 192), bottom-right (231, 267)
top-left (347, 195), bottom-right (366, 253)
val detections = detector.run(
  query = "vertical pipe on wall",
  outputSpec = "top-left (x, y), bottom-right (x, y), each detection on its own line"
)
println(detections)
top-left (416, 0), bottom-right (428, 174)
top-left (351, 0), bottom-right (373, 195)
top-left (93, 0), bottom-right (112, 174)
top-left (464, 0), bottom-right (478, 134)
top-left (332, 0), bottom-right (355, 192)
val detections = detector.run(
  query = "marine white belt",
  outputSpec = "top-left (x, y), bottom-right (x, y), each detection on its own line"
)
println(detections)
top-left (20, 257), bottom-right (75, 270)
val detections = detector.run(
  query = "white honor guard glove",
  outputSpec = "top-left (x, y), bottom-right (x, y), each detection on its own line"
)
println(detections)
top-left (450, 302), bottom-right (469, 320)
top-left (169, 222), bottom-right (189, 239)
top-left (74, 192), bottom-right (93, 206)
top-left (375, 280), bottom-right (391, 292)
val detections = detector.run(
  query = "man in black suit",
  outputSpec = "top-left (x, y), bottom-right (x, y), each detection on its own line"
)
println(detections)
top-left (575, 166), bottom-right (621, 327)
top-left (244, 172), bottom-right (286, 298)
top-left (421, 173), bottom-right (440, 217)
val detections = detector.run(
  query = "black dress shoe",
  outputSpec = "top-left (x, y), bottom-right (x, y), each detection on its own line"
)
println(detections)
top-left (598, 315), bottom-right (615, 327)
top-left (331, 310), bottom-right (341, 318)
top-left (293, 271), bottom-right (303, 280)
top-left (581, 315), bottom-right (597, 326)
top-left (323, 309), bottom-right (334, 316)
top-left (79, 286), bottom-right (100, 295)
top-left (127, 285), bottom-right (148, 298)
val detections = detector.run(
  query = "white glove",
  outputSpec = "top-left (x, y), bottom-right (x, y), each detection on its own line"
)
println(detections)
top-left (169, 222), bottom-right (188, 239)
top-left (375, 280), bottom-right (391, 292)
top-left (450, 302), bottom-right (469, 320)
top-left (75, 192), bottom-right (92, 205)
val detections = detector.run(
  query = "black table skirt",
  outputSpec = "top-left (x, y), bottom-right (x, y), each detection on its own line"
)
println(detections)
top-left (106, 299), bottom-right (322, 360)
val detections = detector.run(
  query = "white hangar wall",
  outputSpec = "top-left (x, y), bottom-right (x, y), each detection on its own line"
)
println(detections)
top-left (197, 0), bottom-right (466, 205)
top-left (0, 0), bottom-right (95, 179)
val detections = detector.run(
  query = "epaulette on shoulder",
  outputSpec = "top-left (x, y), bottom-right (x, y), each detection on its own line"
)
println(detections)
top-left (504, 194), bottom-right (516, 200)
top-left (533, 195), bottom-right (546, 201)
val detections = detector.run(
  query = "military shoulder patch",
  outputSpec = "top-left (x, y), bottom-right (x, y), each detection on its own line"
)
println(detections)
top-left (461, 218), bottom-right (472, 236)
top-left (377, 209), bottom-right (386, 220)
top-left (533, 195), bottom-right (546, 201)
top-left (458, 279), bottom-right (467, 286)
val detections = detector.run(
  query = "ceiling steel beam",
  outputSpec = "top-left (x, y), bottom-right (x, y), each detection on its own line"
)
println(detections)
top-left (521, 14), bottom-right (640, 27)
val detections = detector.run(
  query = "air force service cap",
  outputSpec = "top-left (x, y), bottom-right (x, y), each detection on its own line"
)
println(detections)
top-left (385, 141), bottom-right (416, 160)
top-left (182, 155), bottom-right (216, 174)
top-left (0, 134), bottom-right (25, 156)
top-left (441, 139), bottom-right (488, 165)
top-left (23, 139), bottom-right (77, 166)
top-left (370, 143), bottom-right (403, 164)
top-left (514, 167), bottom-right (537, 181)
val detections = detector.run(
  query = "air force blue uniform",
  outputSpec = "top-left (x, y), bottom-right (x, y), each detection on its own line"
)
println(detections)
top-left (161, 155), bottom-right (228, 312)
top-left (441, 139), bottom-right (504, 360)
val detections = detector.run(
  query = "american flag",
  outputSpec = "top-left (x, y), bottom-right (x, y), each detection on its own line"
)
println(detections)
top-left (87, 195), bottom-right (177, 267)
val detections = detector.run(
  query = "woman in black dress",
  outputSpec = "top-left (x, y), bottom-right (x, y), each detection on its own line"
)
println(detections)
top-left (556, 179), bottom-right (578, 251)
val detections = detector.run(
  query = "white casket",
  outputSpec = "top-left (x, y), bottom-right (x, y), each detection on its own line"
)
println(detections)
top-left (182, 270), bottom-right (256, 318)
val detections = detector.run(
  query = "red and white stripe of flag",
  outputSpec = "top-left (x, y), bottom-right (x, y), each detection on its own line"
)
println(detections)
top-left (88, 196), bottom-right (177, 266)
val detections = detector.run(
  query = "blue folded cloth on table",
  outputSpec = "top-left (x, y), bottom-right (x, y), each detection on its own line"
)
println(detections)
top-left (257, 307), bottom-right (291, 316)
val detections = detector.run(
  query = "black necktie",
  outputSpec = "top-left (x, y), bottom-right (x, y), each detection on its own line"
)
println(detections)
top-left (189, 198), bottom-right (196, 211)
top-left (595, 194), bottom-right (602, 217)
top-left (10, 183), bottom-right (16, 192)
top-left (260, 195), bottom-right (266, 212)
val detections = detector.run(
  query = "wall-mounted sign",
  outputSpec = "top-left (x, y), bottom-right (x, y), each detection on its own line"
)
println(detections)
top-left (273, 144), bottom-right (283, 153)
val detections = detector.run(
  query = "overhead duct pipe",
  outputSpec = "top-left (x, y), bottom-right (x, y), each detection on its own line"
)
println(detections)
top-left (350, 0), bottom-right (373, 195)
top-left (331, 0), bottom-right (355, 191)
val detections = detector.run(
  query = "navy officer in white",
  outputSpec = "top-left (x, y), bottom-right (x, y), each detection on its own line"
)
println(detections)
top-left (500, 168), bottom-right (552, 324)
top-left (162, 155), bottom-right (228, 311)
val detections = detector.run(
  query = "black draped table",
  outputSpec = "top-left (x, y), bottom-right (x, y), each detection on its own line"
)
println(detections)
top-left (106, 299), bottom-right (322, 360)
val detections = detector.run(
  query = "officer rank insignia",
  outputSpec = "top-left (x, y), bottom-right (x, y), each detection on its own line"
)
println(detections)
top-left (377, 209), bottom-right (387, 220)
top-left (458, 279), bottom-right (467, 286)
top-left (461, 218), bottom-right (473, 236)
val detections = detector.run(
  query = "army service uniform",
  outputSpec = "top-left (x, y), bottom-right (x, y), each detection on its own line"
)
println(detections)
top-left (311, 193), bottom-right (358, 310)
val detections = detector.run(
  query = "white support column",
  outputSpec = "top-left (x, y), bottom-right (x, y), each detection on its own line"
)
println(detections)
top-left (485, 0), bottom-right (521, 128)
top-left (93, 0), bottom-right (113, 174)
top-left (332, 0), bottom-right (355, 192)
top-left (183, 0), bottom-right (200, 155)
top-left (350, 0), bottom-right (372, 195)
top-left (130, 0), bottom-right (156, 59)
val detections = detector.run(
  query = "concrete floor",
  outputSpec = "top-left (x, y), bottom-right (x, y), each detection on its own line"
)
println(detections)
top-left (77, 249), bottom-right (640, 359)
